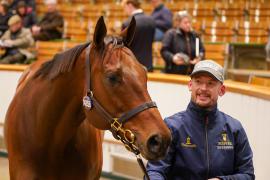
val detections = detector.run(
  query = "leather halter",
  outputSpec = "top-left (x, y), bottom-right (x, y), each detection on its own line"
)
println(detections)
top-left (83, 41), bottom-right (155, 179)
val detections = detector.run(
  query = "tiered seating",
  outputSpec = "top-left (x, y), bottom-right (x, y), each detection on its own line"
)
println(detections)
top-left (33, 0), bottom-right (270, 72)
top-left (201, 21), bottom-right (235, 43)
top-left (36, 41), bottom-right (64, 61)
top-left (204, 43), bottom-right (229, 67)
top-left (35, 41), bottom-right (84, 61)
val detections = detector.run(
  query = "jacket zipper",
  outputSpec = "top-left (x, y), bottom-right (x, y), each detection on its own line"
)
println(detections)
top-left (205, 116), bottom-right (210, 179)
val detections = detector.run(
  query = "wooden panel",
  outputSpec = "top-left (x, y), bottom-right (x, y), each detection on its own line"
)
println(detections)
top-left (152, 42), bottom-right (164, 68)
top-left (36, 41), bottom-right (64, 61)
top-left (204, 43), bottom-right (228, 66)
top-left (249, 76), bottom-right (270, 87)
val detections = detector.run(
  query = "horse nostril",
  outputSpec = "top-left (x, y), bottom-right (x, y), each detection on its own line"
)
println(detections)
top-left (147, 134), bottom-right (163, 154)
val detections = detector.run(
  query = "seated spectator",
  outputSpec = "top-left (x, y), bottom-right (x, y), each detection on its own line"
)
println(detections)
top-left (0, 15), bottom-right (35, 64)
top-left (122, 0), bottom-right (155, 72)
top-left (16, 1), bottom-right (36, 28)
top-left (31, 0), bottom-right (64, 41)
top-left (150, 0), bottom-right (172, 41)
top-left (9, 0), bottom-right (36, 14)
top-left (161, 11), bottom-right (205, 75)
top-left (0, 1), bottom-right (12, 37)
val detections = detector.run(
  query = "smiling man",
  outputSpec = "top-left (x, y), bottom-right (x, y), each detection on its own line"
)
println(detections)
top-left (146, 60), bottom-right (255, 180)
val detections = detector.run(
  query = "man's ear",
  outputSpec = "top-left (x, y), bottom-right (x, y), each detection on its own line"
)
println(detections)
top-left (218, 84), bottom-right (226, 96)
top-left (188, 80), bottom-right (192, 91)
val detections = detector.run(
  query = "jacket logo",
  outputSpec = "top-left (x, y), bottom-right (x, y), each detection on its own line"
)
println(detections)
top-left (217, 132), bottom-right (233, 150)
top-left (181, 136), bottom-right (197, 148)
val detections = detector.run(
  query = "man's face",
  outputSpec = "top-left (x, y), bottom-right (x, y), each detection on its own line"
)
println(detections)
top-left (123, 3), bottom-right (132, 16)
top-left (179, 17), bottom-right (191, 32)
top-left (10, 21), bottom-right (22, 33)
top-left (188, 72), bottom-right (225, 109)
top-left (47, 3), bottom-right (56, 13)
top-left (0, 5), bottom-right (4, 14)
top-left (18, 7), bottom-right (26, 15)
top-left (150, 0), bottom-right (160, 7)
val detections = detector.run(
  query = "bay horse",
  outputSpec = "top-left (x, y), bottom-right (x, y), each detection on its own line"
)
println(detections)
top-left (4, 16), bottom-right (171, 180)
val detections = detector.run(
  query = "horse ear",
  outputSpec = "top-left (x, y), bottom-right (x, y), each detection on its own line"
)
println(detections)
top-left (93, 16), bottom-right (107, 48)
top-left (121, 16), bottom-right (136, 47)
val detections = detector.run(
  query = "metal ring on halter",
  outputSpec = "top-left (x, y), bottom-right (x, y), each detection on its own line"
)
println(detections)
top-left (124, 129), bottom-right (135, 144)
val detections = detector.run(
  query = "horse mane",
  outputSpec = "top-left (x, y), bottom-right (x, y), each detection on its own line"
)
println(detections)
top-left (34, 42), bottom-right (90, 80)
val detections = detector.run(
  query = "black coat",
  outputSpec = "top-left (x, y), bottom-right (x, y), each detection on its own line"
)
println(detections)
top-left (161, 28), bottom-right (205, 74)
top-left (19, 11), bottom-right (36, 28)
top-left (37, 11), bottom-right (64, 40)
top-left (122, 12), bottom-right (155, 71)
top-left (0, 12), bottom-right (12, 37)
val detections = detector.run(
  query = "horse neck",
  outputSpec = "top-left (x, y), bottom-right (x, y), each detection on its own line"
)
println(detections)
top-left (36, 54), bottom-right (88, 149)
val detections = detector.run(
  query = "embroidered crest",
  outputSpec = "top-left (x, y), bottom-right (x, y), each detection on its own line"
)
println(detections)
top-left (217, 132), bottom-right (233, 150)
top-left (181, 136), bottom-right (197, 148)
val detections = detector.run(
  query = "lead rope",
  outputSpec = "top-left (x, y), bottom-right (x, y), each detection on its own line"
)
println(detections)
top-left (136, 154), bottom-right (150, 180)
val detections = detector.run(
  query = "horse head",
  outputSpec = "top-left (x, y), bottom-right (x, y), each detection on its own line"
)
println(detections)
top-left (83, 17), bottom-right (171, 160)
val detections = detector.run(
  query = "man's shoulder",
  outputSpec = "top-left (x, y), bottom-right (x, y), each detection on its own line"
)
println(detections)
top-left (219, 111), bottom-right (244, 130)
top-left (135, 13), bottom-right (155, 24)
top-left (20, 28), bottom-right (32, 35)
top-left (164, 111), bottom-right (187, 128)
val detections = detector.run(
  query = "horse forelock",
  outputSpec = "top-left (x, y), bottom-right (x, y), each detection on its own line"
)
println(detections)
top-left (34, 42), bottom-right (90, 80)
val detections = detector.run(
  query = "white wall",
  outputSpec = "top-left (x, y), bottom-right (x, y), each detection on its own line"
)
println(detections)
top-left (0, 70), bottom-right (269, 179)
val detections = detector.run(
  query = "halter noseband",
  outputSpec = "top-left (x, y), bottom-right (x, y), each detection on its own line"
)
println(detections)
top-left (83, 41), bottom-right (155, 180)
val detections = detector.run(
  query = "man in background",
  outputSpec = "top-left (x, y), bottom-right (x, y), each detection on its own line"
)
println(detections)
top-left (122, 0), bottom-right (155, 72)
top-left (0, 1), bottom-right (12, 37)
top-left (0, 15), bottom-right (35, 64)
top-left (150, 0), bottom-right (172, 41)
top-left (31, 0), bottom-right (63, 41)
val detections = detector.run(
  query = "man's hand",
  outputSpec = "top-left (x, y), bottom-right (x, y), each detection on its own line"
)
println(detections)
top-left (208, 178), bottom-right (221, 180)
top-left (172, 54), bottom-right (185, 65)
top-left (32, 25), bottom-right (41, 35)
top-left (190, 57), bottom-right (200, 65)
top-left (3, 40), bottom-right (13, 47)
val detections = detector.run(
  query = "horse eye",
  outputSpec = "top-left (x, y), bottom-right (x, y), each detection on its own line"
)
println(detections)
top-left (107, 73), bottom-right (122, 85)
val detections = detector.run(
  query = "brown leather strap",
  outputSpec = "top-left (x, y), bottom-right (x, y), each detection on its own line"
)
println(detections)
top-left (137, 155), bottom-right (150, 180)
top-left (118, 101), bottom-right (157, 124)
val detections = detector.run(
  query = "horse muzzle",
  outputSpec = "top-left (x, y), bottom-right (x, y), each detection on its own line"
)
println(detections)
top-left (145, 133), bottom-right (171, 160)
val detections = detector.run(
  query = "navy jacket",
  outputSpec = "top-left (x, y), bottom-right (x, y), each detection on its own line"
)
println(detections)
top-left (0, 12), bottom-right (12, 37)
top-left (151, 4), bottom-right (172, 33)
top-left (161, 28), bottom-right (205, 75)
top-left (146, 101), bottom-right (255, 180)
top-left (122, 12), bottom-right (155, 71)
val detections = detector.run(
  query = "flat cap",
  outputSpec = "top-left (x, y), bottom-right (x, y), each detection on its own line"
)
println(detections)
top-left (190, 60), bottom-right (224, 83)
top-left (8, 15), bottom-right (22, 26)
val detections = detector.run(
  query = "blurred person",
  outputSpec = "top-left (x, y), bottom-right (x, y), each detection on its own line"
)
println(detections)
top-left (146, 60), bottom-right (255, 180)
top-left (31, 0), bottom-right (64, 41)
top-left (16, 1), bottom-right (36, 28)
top-left (0, 1), bottom-right (12, 37)
top-left (265, 36), bottom-right (270, 70)
top-left (122, 0), bottom-right (155, 72)
top-left (161, 11), bottom-right (205, 75)
top-left (0, 15), bottom-right (35, 64)
top-left (9, 0), bottom-right (36, 13)
top-left (150, 0), bottom-right (172, 41)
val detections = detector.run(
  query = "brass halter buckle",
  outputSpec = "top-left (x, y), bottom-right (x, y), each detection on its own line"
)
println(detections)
top-left (111, 118), bottom-right (138, 154)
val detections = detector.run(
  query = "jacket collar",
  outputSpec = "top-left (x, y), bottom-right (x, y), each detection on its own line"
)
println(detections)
top-left (186, 101), bottom-right (218, 124)
top-left (154, 4), bottom-right (164, 12)
top-left (132, 9), bottom-right (143, 16)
